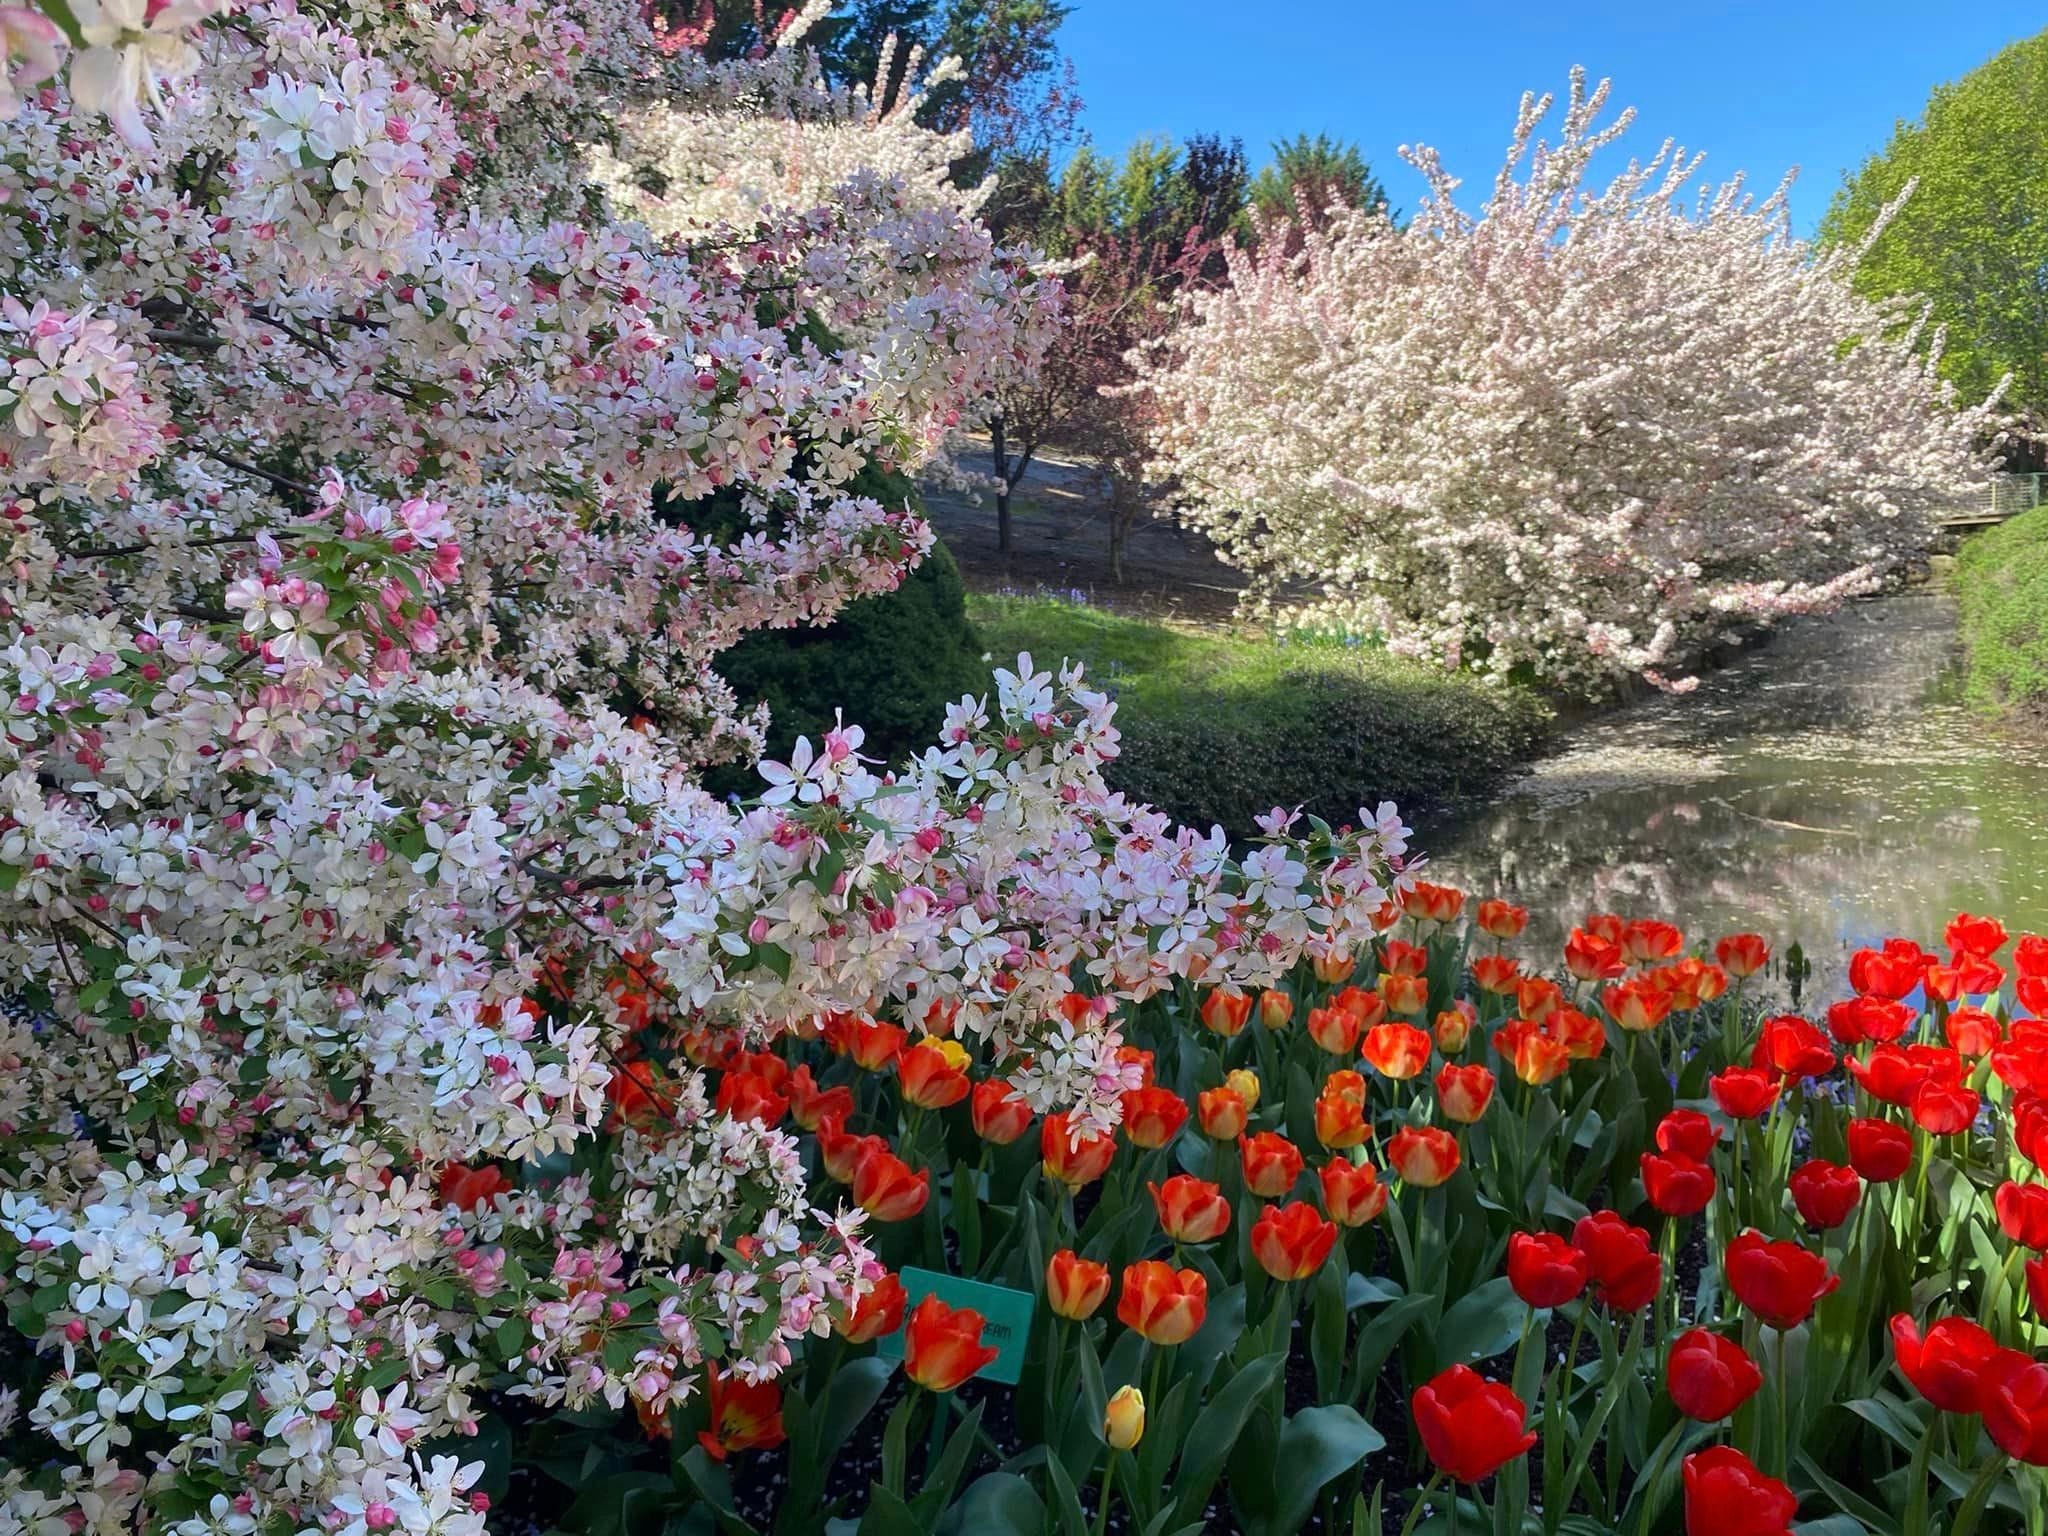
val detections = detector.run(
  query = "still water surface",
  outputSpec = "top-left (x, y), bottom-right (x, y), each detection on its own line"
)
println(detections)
top-left (1428, 590), bottom-right (2048, 1001)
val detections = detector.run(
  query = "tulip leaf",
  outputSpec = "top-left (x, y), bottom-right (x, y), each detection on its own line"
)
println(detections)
top-left (855, 1486), bottom-right (925, 1536)
top-left (1257, 1406), bottom-right (1387, 1536)
top-left (818, 1357), bottom-right (896, 1466)
top-left (1432, 1275), bottom-right (1526, 1368)
top-left (1793, 1520), bottom-right (1872, 1535)
top-left (952, 1162), bottom-right (981, 1274)
top-left (1182, 1283), bottom-right (1249, 1390)
top-left (936, 1473), bottom-right (1044, 1536)
top-left (1793, 1451), bottom-right (1893, 1534)
top-left (1171, 1349), bottom-right (1287, 1524)
top-left (910, 1400), bottom-right (986, 1525)
top-left (1346, 1272), bottom-right (1404, 1308)
top-left (1043, 1449), bottom-right (1090, 1536)
top-left (1349, 1292), bottom-right (1434, 1398)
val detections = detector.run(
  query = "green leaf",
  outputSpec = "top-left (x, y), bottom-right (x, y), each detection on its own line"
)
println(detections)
top-left (1171, 1350), bottom-right (1286, 1524)
top-left (910, 1401), bottom-right (985, 1524)
top-left (857, 1486), bottom-right (926, 1536)
top-left (1043, 1449), bottom-right (1090, 1536)
top-left (1432, 1276), bottom-right (1527, 1368)
top-left (1260, 1406), bottom-right (1386, 1536)
top-left (939, 1473), bottom-right (1045, 1536)
top-left (819, 1356), bottom-right (895, 1465)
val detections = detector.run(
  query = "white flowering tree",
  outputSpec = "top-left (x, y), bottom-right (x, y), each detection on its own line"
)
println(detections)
top-left (0, 4), bottom-right (1408, 1531)
top-left (1132, 70), bottom-right (2007, 691)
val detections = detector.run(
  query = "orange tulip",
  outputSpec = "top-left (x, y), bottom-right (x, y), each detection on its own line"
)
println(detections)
top-left (1471, 953), bottom-right (1522, 996)
top-left (1117, 1260), bottom-right (1209, 1345)
top-left (606, 1060), bottom-right (668, 1129)
top-left (1402, 880), bottom-right (1466, 925)
top-left (1240, 1130), bottom-right (1306, 1197)
top-left (1563, 928), bottom-right (1627, 982)
top-left (1258, 989), bottom-right (1295, 1031)
top-left (786, 1065), bottom-right (854, 1132)
top-left (1320, 1157), bottom-right (1389, 1225)
top-left (1382, 938), bottom-right (1430, 977)
top-left (1252, 1201), bottom-right (1339, 1280)
top-left (1476, 899), bottom-right (1529, 939)
top-left (817, 1115), bottom-right (884, 1184)
top-left (837, 1273), bottom-right (908, 1342)
top-left (1307, 1004), bottom-right (1364, 1057)
top-left (1552, 1007), bottom-right (1608, 1060)
top-left (897, 1040), bottom-right (971, 1109)
top-left (969, 1078), bottom-right (1034, 1144)
top-left (1434, 1004), bottom-right (1475, 1054)
top-left (1603, 979), bottom-right (1672, 1033)
top-left (438, 1162), bottom-right (513, 1213)
top-left (1389, 1125), bottom-right (1461, 1187)
top-left (1380, 972), bottom-right (1429, 1016)
top-left (713, 1071), bottom-right (788, 1126)
top-left (1314, 1087), bottom-right (1370, 1149)
top-left (1198, 988), bottom-right (1253, 1037)
top-left (853, 1145), bottom-right (930, 1222)
top-left (1516, 976), bottom-right (1563, 1023)
top-left (1312, 952), bottom-right (1357, 984)
top-left (1150, 1175), bottom-right (1231, 1244)
top-left (1116, 1044), bottom-right (1156, 1089)
top-left (1436, 1063), bottom-right (1497, 1124)
top-left (903, 1295), bottom-right (999, 1391)
top-left (1659, 957), bottom-right (1728, 1009)
top-left (696, 1364), bottom-right (786, 1461)
top-left (1197, 1086), bottom-right (1248, 1140)
top-left (1121, 1086), bottom-right (1190, 1149)
top-left (1046, 1249), bottom-right (1112, 1319)
top-left (1042, 1111), bottom-right (1116, 1189)
top-left (1334, 986), bottom-right (1388, 1030)
top-left (1497, 1018), bottom-right (1571, 1085)
top-left (848, 1018), bottom-right (906, 1072)
top-left (1364, 1021), bottom-right (1433, 1079)
top-left (1715, 932), bottom-right (1772, 979)
top-left (1622, 919), bottom-right (1685, 965)
top-left (1322, 1068), bottom-right (1368, 1104)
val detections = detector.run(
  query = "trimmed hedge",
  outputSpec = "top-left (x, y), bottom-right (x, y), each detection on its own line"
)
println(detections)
top-left (968, 595), bottom-right (1551, 835)
top-left (1957, 505), bottom-right (2048, 716)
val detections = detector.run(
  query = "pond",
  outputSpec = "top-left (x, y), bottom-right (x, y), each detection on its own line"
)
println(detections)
top-left (1428, 585), bottom-right (2048, 1002)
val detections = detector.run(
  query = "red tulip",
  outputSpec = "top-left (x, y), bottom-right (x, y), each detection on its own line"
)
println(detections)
top-left (896, 1041), bottom-right (970, 1109)
top-left (1583, 912), bottom-right (1627, 944)
top-left (1715, 933), bottom-right (1771, 978)
top-left (1983, 1349), bottom-right (2048, 1464)
top-left (1948, 1005), bottom-right (2005, 1058)
top-left (607, 1060), bottom-right (668, 1128)
top-left (714, 1070), bottom-right (789, 1126)
top-left (1787, 1160), bottom-right (1861, 1230)
top-left (1997, 1181), bottom-right (2048, 1249)
top-left (1436, 1063), bottom-right (1496, 1124)
top-left (1666, 1329), bottom-right (1762, 1422)
top-left (1041, 1111), bottom-right (1116, 1190)
top-left (2019, 934), bottom-right (2048, 977)
top-left (1846, 1116), bottom-right (1913, 1182)
top-left (837, 1272), bottom-right (907, 1342)
top-left (1826, 994), bottom-right (1915, 1045)
top-left (1682, 1446), bottom-right (1797, 1536)
top-left (1240, 1131), bottom-right (1306, 1197)
top-left (1850, 939), bottom-right (1932, 1001)
top-left (1752, 1015), bottom-right (1834, 1080)
top-left (1641, 1152), bottom-right (1716, 1218)
top-left (847, 1018), bottom-right (906, 1072)
top-left (1411, 1365), bottom-right (1537, 1483)
top-left (1656, 1108), bottom-right (1722, 1161)
top-left (1117, 1260), bottom-right (1208, 1345)
top-left (1724, 1230), bottom-right (1837, 1329)
top-left (1708, 1066), bottom-right (1780, 1120)
top-left (1320, 1158), bottom-right (1388, 1226)
top-left (1912, 1078), bottom-right (1980, 1136)
top-left (1306, 1004), bottom-right (1363, 1056)
top-left (696, 1363), bottom-right (785, 1461)
top-left (1196, 1086), bottom-right (1248, 1140)
top-left (817, 1115), bottom-right (885, 1185)
top-left (852, 1145), bottom-right (930, 1223)
top-left (437, 1162), bottom-right (513, 1213)
top-left (969, 1078), bottom-right (1033, 1144)
top-left (1844, 1042), bottom-right (1952, 1106)
top-left (1251, 1201), bottom-right (1339, 1280)
top-left (1120, 1086), bottom-right (1189, 1149)
top-left (1890, 1313), bottom-right (2000, 1414)
top-left (1046, 1249), bottom-right (1112, 1320)
top-left (1622, 919), bottom-right (1684, 965)
top-left (903, 1295), bottom-right (999, 1391)
top-left (786, 1065), bottom-right (854, 1132)
top-left (1563, 927), bottom-right (1627, 982)
top-left (1476, 898), bottom-right (1528, 939)
top-left (1573, 1211), bottom-right (1661, 1311)
top-left (1387, 1126), bottom-right (1461, 1188)
top-left (1150, 1175), bottom-right (1231, 1245)
top-left (1505, 1231), bottom-right (1589, 1308)
top-left (1928, 954), bottom-right (2005, 1001)
top-left (1948, 912), bottom-right (2010, 959)
top-left (2017, 1094), bottom-right (2048, 1169)
top-left (1198, 988), bottom-right (1253, 1037)
top-left (2029, 1256), bottom-right (2048, 1320)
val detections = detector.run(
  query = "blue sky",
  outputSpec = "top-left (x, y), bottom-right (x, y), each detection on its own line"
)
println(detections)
top-left (1059, 2), bottom-right (2044, 233)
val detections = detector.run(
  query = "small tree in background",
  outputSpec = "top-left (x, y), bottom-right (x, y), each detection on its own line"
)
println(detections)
top-left (1246, 131), bottom-right (1390, 243)
top-left (1133, 71), bottom-right (2006, 692)
top-left (1818, 27), bottom-right (2048, 465)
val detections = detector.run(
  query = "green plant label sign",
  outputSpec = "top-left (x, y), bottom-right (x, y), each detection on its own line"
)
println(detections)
top-left (876, 1267), bottom-right (1036, 1385)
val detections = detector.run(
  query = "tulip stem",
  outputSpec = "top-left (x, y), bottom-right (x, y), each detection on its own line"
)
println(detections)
top-left (1398, 1470), bottom-right (1445, 1536)
top-left (1092, 1449), bottom-right (1120, 1536)
top-left (1774, 1326), bottom-right (1791, 1480)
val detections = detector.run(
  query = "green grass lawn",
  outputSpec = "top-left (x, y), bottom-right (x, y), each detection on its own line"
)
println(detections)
top-left (1956, 505), bottom-right (2048, 718)
top-left (967, 595), bottom-right (1551, 834)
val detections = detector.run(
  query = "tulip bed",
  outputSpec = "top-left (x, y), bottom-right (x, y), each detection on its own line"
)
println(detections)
top-left (532, 894), bottom-right (2048, 1536)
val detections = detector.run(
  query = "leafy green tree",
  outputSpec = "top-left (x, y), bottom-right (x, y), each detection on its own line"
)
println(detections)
top-left (1247, 132), bottom-right (1390, 231)
top-left (1819, 28), bottom-right (2048, 454)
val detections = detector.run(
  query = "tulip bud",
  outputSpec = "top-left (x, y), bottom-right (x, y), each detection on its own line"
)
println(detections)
top-left (1225, 1068), bottom-right (1261, 1110)
top-left (1257, 988), bottom-right (1294, 1031)
top-left (1104, 1385), bottom-right (1145, 1450)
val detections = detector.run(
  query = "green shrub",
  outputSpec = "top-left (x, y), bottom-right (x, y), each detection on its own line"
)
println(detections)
top-left (1957, 505), bottom-right (2048, 714)
top-left (969, 595), bottom-right (1550, 834)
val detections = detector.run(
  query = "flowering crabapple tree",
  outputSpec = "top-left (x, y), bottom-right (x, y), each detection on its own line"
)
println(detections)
top-left (1132, 69), bottom-right (2007, 692)
top-left (0, 3), bottom-right (1410, 1532)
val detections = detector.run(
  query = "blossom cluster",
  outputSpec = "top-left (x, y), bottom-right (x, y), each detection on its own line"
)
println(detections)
top-left (1131, 68), bottom-right (2005, 690)
top-left (0, 4), bottom-right (1407, 1533)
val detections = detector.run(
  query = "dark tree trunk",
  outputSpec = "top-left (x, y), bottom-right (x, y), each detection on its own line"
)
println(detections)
top-left (991, 412), bottom-right (1013, 556)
